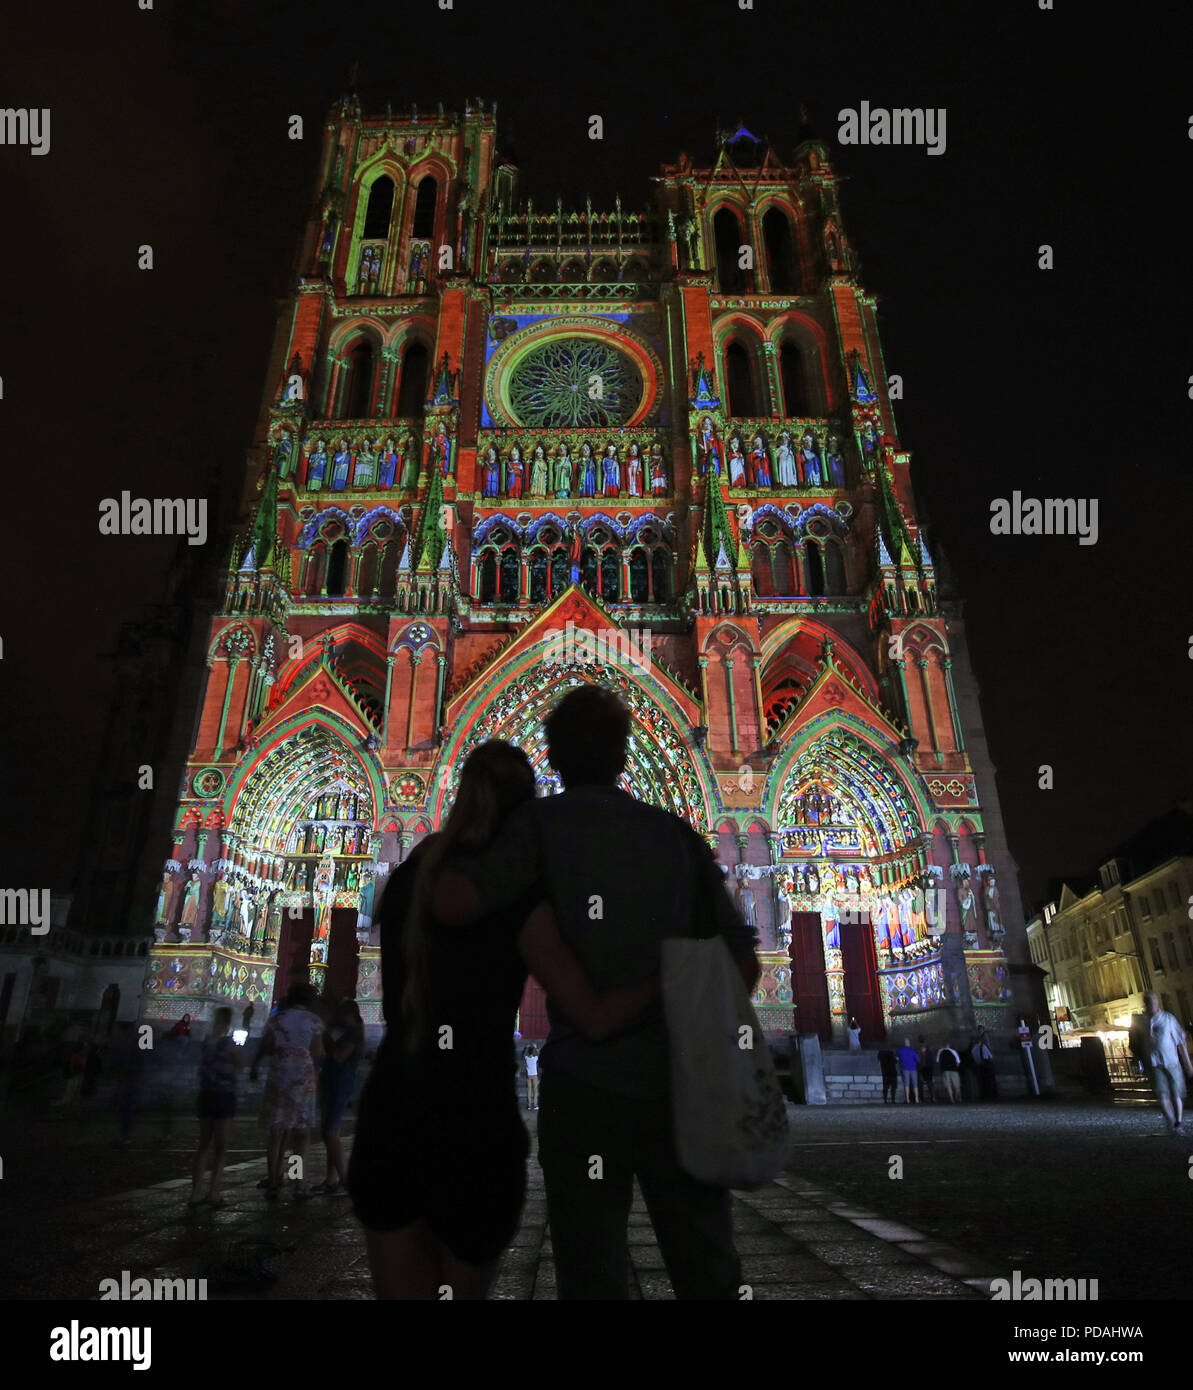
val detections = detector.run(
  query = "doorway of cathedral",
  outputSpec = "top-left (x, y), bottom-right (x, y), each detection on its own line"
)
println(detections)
top-left (325, 908), bottom-right (361, 1003)
top-left (518, 977), bottom-right (549, 1039)
top-left (788, 912), bottom-right (832, 1041)
top-left (272, 911), bottom-right (313, 1005)
top-left (840, 920), bottom-right (885, 1042)
top-left (271, 908), bottom-right (360, 1006)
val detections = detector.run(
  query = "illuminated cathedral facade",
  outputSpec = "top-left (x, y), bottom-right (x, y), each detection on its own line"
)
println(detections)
top-left (140, 96), bottom-right (1029, 1045)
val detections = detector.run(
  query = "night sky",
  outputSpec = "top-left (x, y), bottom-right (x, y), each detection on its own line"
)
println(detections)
top-left (2, 0), bottom-right (1188, 909)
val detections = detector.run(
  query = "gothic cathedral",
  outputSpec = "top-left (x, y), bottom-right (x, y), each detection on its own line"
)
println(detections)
top-left (141, 97), bottom-right (1028, 1045)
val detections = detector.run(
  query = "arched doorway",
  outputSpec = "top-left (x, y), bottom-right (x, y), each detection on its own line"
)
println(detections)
top-left (226, 722), bottom-right (380, 1008)
top-left (773, 726), bottom-right (931, 1042)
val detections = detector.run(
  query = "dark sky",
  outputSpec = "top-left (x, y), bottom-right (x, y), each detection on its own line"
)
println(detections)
top-left (1, 0), bottom-right (1188, 908)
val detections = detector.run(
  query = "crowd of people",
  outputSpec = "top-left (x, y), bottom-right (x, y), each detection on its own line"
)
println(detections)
top-left (874, 1029), bottom-right (998, 1103)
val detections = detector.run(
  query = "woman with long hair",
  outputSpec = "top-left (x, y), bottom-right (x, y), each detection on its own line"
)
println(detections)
top-left (348, 740), bottom-right (657, 1299)
top-left (252, 982), bottom-right (325, 1199)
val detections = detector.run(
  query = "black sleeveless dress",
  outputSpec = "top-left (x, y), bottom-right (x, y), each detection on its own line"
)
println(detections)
top-left (348, 842), bottom-right (543, 1264)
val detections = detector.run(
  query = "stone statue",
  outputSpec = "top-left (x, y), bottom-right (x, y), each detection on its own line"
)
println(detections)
top-left (736, 879), bottom-right (757, 928)
top-left (957, 877), bottom-right (976, 926)
top-left (529, 444), bottom-right (549, 496)
top-left (648, 442), bottom-right (668, 496)
top-left (211, 874), bottom-right (232, 930)
top-left (775, 430), bottom-right (799, 487)
top-left (306, 440), bottom-right (328, 491)
top-left (482, 445), bottom-right (501, 498)
top-left (579, 442), bottom-right (598, 497)
top-left (554, 443), bottom-right (573, 497)
top-left (399, 435), bottom-right (418, 490)
top-left (625, 443), bottom-right (643, 497)
top-left (179, 873), bottom-right (202, 929)
top-left (982, 872), bottom-right (1003, 939)
top-left (774, 881), bottom-right (792, 941)
top-left (155, 873), bottom-right (177, 925)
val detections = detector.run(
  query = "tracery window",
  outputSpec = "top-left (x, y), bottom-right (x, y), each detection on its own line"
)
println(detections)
top-left (581, 528), bottom-right (621, 603)
top-left (508, 338), bottom-right (643, 429)
top-left (752, 518), bottom-right (795, 595)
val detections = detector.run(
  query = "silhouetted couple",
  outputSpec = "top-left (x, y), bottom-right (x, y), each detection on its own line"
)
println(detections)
top-left (347, 685), bottom-right (760, 1299)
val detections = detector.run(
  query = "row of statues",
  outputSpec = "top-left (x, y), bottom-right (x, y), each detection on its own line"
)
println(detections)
top-left (287, 824), bottom-right (371, 859)
top-left (695, 417), bottom-right (849, 489)
top-left (302, 422), bottom-right (452, 492)
top-left (742, 860), bottom-right (1004, 949)
top-left (155, 870), bottom-right (280, 948)
top-left (480, 440), bottom-right (670, 500)
top-left (154, 858), bottom-right (381, 943)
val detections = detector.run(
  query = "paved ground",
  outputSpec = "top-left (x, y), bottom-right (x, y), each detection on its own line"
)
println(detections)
top-left (0, 1070), bottom-right (1179, 1302)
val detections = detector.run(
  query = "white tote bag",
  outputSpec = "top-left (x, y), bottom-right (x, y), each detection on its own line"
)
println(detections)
top-left (662, 933), bottom-right (791, 1190)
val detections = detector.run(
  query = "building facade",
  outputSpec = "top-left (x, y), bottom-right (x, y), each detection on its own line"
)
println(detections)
top-left (138, 97), bottom-right (1028, 1042)
top-left (1034, 837), bottom-right (1193, 1043)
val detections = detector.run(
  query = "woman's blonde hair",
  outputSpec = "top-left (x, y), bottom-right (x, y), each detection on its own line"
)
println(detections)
top-left (401, 741), bottom-right (536, 1058)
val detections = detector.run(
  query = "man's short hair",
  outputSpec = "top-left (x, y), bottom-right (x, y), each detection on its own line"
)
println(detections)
top-left (544, 685), bottom-right (630, 786)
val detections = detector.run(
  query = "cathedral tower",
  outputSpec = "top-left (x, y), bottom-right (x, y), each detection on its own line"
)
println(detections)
top-left (139, 99), bottom-right (1027, 1045)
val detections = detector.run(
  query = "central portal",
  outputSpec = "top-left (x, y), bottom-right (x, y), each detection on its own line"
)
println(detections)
top-left (273, 908), bottom-right (361, 1005)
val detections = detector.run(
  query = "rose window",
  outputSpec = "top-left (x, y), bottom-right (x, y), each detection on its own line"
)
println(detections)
top-left (507, 338), bottom-right (643, 428)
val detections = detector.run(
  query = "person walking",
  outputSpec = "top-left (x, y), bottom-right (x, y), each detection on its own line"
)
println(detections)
top-left (523, 1044), bottom-right (540, 1111)
top-left (896, 1036), bottom-right (920, 1104)
top-left (877, 1046), bottom-right (898, 1103)
top-left (971, 1029), bottom-right (998, 1099)
top-left (434, 688), bottom-right (761, 1301)
top-left (1141, 991), bottom-right (1193, 1134)
top-left (313, 998), bottom-right (364, 1195)
top-left (936, 1043), bottom-right (962, 1102)
top-left (917, 1035), bottom-right (935, 1103)
top-left (189, 1006), bottom-right (242, 1207)
top-left (252, 983), bottom-right (324, 1200)
top-left (348, 740), bottom-right (661, 1300)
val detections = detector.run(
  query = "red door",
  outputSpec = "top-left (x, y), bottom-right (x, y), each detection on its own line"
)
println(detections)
top-left (518, 976), bottom-right (550, 1040)
top-left (326, 908), bottom-right (361, 1003)
top-left (840, 919), bottom-right (885, 1042)
top-left (788, 912), bottom-right (831, 1041)
top-left (273, 910), bottom-right (313, 1005)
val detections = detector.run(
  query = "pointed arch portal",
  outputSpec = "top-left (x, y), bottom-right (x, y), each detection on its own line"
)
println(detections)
top-left (440, 658), bottom-right (708, 830)
top-left (227, 723), bottom-right (380, 1005)
top-left (770, 726), bottom-right (940, 1042)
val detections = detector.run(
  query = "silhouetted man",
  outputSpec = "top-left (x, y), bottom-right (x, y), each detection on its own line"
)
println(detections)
top-left (436, 686), bottom-right (760, 1299)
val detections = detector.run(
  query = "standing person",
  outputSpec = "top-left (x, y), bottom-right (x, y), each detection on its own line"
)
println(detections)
top-left (896, 1036), bottom-right (920, 1104)
top-left (189, 1006), bottom-right (242, 1207)
top-left (110, 1027), bottom-right (148, 1147)
top-left (847, 1017), bottom-right (862, 1051)
top-left (349, 741), bottom-right (661, 1301)
top-left (523, 1044), bottom-right (540, 1111)
top-left (936, 1042), bottom-right (962, 1102)
top-left (971, 1029), bottom-right (997, 1099)
top-left (917, 1035), bottom-right (935, 1103)
top-left (313, 999), bottom-right (364, 1196)
top-left (877, 1046), bottom-right (898, 1103)
top-left (242, 1003), bottom-right (255, 1037)
top-left (251, 983), bottom-right (324, 1199)
top-left (61, 1042), bottom-right (87, 1114)
top-left (435, 688), bottom-right (761, 1301)
top-left (1141, 991), bottom-right (1193, 1134)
